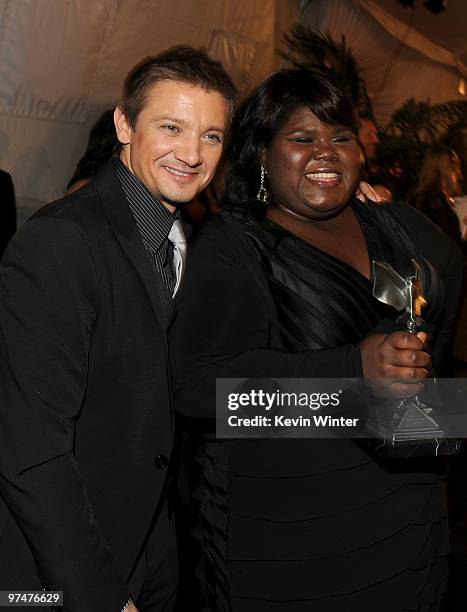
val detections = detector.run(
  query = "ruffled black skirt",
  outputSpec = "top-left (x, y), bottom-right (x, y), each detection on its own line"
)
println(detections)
top-left (198, 439), bottom-right (448, 612)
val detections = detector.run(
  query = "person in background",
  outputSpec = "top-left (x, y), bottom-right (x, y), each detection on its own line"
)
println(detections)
top-left (358, 114), bottom-right (392, 204)
top-left (409, 145), bottom-right (465, 250)
top-left (0, 46), bottom-right (236, 612)
top-left (409, 146), bottom-right (467, 378)
top-left (170, 69), bottom-right (463, 611)
top-left (0, 167), bottom-right (17, 258)
top-left (66, 109), bottom-right (118, 195)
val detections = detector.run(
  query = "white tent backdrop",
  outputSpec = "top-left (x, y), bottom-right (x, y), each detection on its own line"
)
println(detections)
top-left (0, 0), bottom-right (299, 224)
top-left (1, 0), bottom-right (465, 225)
top-left (373, 0), bottom-right (467, 65)
top-left (299, 0), bottom-right (466, 126)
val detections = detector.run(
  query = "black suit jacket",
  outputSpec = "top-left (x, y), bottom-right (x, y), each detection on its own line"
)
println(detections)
top-left (0, 169), bottom-right (17, 258)
top-left (0, 161), bottom-right (174, 610)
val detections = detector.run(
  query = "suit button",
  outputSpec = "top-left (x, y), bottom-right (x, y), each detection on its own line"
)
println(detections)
top-left (154, 454), bottom-right (169, 469)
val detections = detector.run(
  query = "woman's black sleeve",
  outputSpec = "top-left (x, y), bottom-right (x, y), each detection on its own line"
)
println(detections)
top-left (169, 219), bottom-right (362, 418)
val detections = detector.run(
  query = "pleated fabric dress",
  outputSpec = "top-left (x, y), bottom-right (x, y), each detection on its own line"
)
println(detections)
top-left (185, 202), bottom-right (450, 611)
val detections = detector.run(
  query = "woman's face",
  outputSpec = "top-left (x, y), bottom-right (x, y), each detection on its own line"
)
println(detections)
top-left (262, 107), bottom-right (364, 221)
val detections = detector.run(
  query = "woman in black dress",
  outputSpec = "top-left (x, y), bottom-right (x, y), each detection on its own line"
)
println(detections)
top-left (170, 70), bottom-right (463, 611)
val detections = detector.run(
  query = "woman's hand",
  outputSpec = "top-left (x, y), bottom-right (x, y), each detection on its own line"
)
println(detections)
top-left (356, 182), bottom-right (392, 204)
top-left (360, 330), bottom-right (431, 398)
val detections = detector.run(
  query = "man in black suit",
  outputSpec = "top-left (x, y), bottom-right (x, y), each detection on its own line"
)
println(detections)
top-left (0, 168), bottom-right (16, 258)
top-left (0, 46), bottom-right (236, 612)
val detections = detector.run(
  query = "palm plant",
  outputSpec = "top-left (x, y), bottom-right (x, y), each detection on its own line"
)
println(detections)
top-left (281, 24), bottom-right (374, 119)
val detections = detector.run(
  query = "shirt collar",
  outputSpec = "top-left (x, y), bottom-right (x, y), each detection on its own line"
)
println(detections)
top-left (112, 157), bottom-right (178, 253)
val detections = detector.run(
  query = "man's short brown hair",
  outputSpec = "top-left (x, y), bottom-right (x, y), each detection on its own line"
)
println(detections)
top-left (121, 45), bottom-right (237, 128)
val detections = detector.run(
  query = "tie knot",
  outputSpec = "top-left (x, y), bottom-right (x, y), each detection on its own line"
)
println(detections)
top-left (168, 219), bottom-right (186, 246)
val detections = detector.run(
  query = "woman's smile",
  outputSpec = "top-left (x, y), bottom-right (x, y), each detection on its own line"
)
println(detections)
top-left (304, 169), bottom-right (342, 187)
top-left (262, 106), bottom-right (364, 221)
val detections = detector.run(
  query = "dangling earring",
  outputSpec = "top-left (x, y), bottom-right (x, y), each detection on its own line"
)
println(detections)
top-left (256, 166), bottom-right (268, 202)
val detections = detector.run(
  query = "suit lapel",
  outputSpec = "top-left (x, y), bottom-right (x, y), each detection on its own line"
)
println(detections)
top-left (92, 161), bottom-right (171, 343)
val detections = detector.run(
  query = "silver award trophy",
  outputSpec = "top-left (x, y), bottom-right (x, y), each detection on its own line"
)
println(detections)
top-left (365, 260), bottom-right (461, 458)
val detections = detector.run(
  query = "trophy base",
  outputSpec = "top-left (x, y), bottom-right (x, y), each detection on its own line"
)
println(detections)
top-left (362, 398), bottom-right (461, 458)
top-left (363, 436), bottom-right (461, 459)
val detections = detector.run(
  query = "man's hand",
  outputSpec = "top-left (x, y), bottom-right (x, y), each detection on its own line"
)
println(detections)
top-left (123, 602), bottom-right (139, 612)
top-left (356, 181), bottom-right (392, 204)
top-left (360, 330), bottom-right (431, 398)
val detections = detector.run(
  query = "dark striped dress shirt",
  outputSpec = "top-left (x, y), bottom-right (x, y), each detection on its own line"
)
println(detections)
top-left (112, 157), bottom-right (179, 295)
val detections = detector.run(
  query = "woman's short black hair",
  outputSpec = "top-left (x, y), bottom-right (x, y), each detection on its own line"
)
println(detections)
top-left (224, 69), bottom-right (359, 213)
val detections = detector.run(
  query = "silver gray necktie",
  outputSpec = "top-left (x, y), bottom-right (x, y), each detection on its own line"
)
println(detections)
top-left (168, 220), bottom-right (187, 297)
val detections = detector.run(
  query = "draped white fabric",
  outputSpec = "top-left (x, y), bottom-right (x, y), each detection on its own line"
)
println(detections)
top-left (300, 0), bottom-right (466, 126)
top-left (356, 0), bottom-right (466, 76)
top-left (0, 0), bottom-right (298, 224)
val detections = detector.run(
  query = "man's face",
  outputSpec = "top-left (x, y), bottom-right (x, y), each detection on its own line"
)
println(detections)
top-left (115, 80), bottom-right (230, 211)
top-left (358, 118), bottom-right (379, 160)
